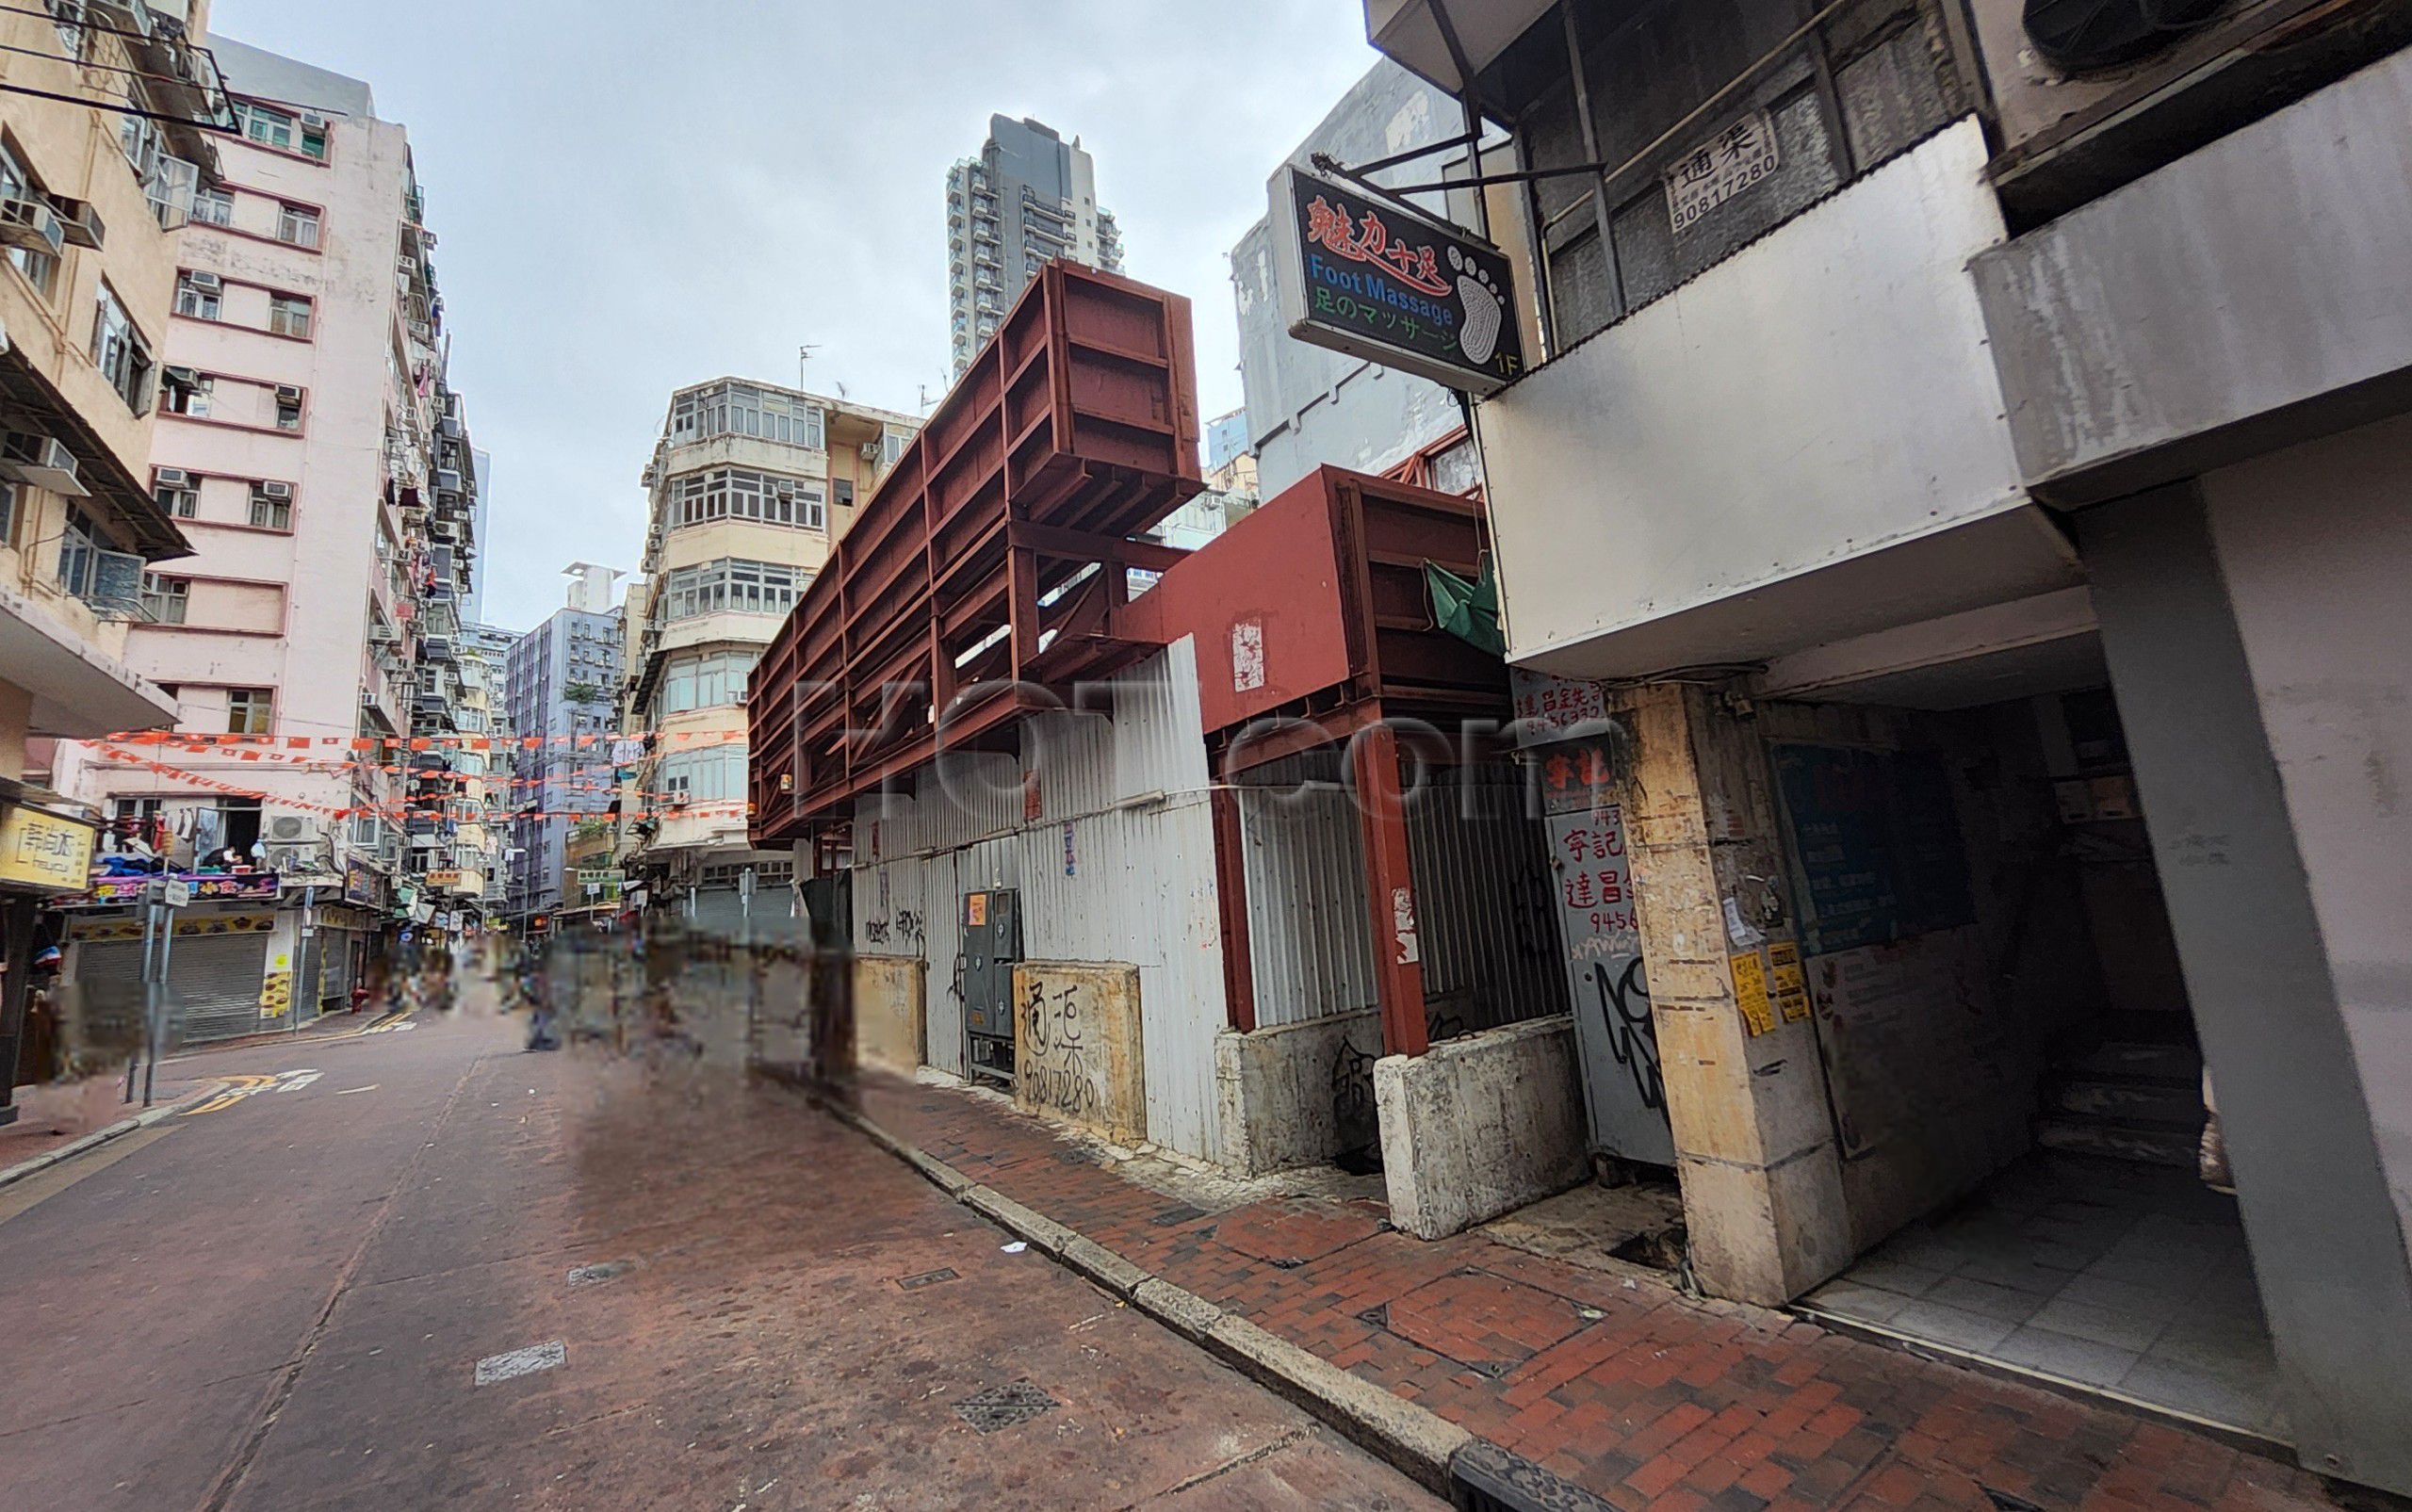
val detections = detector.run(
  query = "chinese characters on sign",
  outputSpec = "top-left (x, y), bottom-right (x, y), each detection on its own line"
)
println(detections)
top-left (1544, 789), bottom-right (1675, 1165)
top-left (84, 870), bottom-right (280, 905)
top-left (0, 803), bottom-right (96, 892)
top-left (1666, 110), bottom-right (1781, 236)
top-left (1274, 167), bottom-right (1525, 395)
top-left (1510, 669), bottom-right (1610, 740)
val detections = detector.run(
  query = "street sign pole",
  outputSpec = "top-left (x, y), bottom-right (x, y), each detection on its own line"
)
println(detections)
top-left (127, 893), bottom-right (157, 1104)
top-left (740, 867), bottom-right (758, 1054)
top-left (146, 909), bottom-right (174, 1107)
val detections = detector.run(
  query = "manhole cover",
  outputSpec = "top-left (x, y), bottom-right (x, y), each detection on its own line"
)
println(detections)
top-left (567, 1260), bottom-right (632, 1288)
top-left (474, 1341), bottom-right (565, 1386)
top-left (954, 1381), bottom-right (1058, 1433)
top-left (895, 1267), bottom-right (959, 1292)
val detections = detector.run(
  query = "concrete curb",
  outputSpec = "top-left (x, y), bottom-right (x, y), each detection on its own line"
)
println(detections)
top-left (0, 1080), bottom-right (226, 1191)
top-left (834, 1098), bottom-right (1473, 1495)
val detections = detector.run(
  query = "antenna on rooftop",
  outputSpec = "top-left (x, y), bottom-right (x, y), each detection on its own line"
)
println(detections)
top-left (797, 344), bottom-right (821, 389)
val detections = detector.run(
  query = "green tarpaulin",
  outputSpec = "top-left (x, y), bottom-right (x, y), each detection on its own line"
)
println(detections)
top-left (1425, 556), bottom-right (1505, 657)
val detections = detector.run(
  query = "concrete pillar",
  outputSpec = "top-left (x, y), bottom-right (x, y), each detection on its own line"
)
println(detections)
top-left (2080, 463), bottom-right (2412, 1496)
top-left (1621, 684), bottom-right (1850, 1305)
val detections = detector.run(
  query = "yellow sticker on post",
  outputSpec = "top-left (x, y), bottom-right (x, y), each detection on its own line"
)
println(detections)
top-left (1731, 949), bottom-right (1776, 1036)
top-left (1768, 940), bottom-right (1812, 1024)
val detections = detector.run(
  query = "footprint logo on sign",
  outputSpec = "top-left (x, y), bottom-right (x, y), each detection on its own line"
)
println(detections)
top-left (1448, 245), bottom-right (1505, 367)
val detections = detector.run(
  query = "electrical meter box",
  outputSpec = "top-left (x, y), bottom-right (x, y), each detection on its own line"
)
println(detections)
top-left (961, 888), bottom-right (1020, 1086)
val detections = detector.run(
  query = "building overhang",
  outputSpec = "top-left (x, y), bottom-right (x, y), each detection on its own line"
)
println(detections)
top-left (1475, 122), bottom-right (2045, 681)
top-left (0, 344), bottom-right (190, 561)
top-left (0, 577), bottom-right (179, 736)
top-left (1972, 46), bottom-right (2412, 510)
top-left (1360, 0), bottom-right (1556, 100)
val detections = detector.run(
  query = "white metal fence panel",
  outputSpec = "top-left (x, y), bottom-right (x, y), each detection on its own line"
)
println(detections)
top-left (1406, 766), bottom-right (1568, 1037)
top-left (1019, 794), bottom-right (1224, 1160)
top-left (1238, 771), bottom-right (1378, 1030)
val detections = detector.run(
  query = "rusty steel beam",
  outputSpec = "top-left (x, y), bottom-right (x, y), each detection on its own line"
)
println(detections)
top-left (749, 262), bottom-right (1202, 844)
top-left (1210, 785), bottom-right (1257, 1034)
top-left (1352, 718), bottom-right (1429, 1059)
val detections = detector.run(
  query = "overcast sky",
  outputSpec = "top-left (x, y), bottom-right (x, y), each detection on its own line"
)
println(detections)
top-left (209, 1), bottom-right (1382, 633)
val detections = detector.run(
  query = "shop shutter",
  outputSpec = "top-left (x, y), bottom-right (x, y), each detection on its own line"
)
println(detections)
top-left (72, 939), bottom-right (148, 1058)
top-left (317, 929), bottom-right (352, 1004)
top-left (170, 932), bottom-right (270, 1045)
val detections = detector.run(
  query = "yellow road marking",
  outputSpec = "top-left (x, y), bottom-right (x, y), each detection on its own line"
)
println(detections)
top-left (183, 1074), bottom-right (275, 1116)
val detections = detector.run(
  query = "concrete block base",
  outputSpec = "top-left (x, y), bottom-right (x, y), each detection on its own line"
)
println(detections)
top-left (1375, 1015), bottom-right (1589, 1240)
top-left (853, 955), bottom-right (926, 1074)
top-left (1214, 1009), bottom-right (1384, 1176)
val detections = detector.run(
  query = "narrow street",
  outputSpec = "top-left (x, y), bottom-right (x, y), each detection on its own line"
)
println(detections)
top-left (0, 986), bottom-right (1436, 1511)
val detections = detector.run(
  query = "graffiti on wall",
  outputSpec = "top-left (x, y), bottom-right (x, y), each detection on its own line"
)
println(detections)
top-left (1545, 801), bottom-right (1677, 1165)
top-left (1020, 976), bottom-right (1101, 1124)
top-left (1012, 961), bottom-right (1145, 1145)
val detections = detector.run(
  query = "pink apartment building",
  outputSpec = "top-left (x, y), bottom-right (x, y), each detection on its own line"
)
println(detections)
top-left (52, 39), bottom-right (482, 1037)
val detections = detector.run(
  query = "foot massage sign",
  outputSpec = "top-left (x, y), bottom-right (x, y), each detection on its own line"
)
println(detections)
top-left (1271, 164), bottom-right (1526, 396)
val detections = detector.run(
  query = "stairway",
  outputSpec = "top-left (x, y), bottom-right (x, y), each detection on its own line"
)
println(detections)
top-left (2035, 1014), bottom-right (2206, 1167)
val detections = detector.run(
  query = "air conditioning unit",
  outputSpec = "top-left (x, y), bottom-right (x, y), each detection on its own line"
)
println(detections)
top-left (91, 1), bottom-right (156, 39)
top-left (300, 110), bottom-right (332, 130)
top-left (433, 468), bottom-right (463, 493)
top-left (258, 480), bottom-right (294, 501)
top-left (359, 687), bottom-right (380, 707)
top-left (43, 195), bottom-right (104, 250)
top-left (266, 845), bottom-right (317, 872)
top-left (184, 270), bottom-right (221, 292)
top-left (274, 384), bottom-right (304, 403)
top-left (860, 442), bottom-right (881, 462)
top-left (154, 465), bottom-right (193, 488)
top-left (0, 431), bottom-right (86, 495)
top-left (0, 198), bottom-right (64, 257)
top-left (369, 624), bottom-right (399, 645)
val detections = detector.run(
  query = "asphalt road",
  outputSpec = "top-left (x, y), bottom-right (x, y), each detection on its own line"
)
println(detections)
top-left (0, 984), bottom-right (1438, 1510)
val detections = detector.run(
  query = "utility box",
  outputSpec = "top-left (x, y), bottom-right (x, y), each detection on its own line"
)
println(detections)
top-left (961, 889), bottom-right (1020, 1087)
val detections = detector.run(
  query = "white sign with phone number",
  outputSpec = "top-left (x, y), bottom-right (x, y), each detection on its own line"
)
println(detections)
top-left (1666, 110), bottom-right (1781, 236)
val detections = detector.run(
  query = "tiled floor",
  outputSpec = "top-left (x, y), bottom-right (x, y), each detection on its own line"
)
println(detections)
top-left (1804, 1151), bottom-right (2286, 1440)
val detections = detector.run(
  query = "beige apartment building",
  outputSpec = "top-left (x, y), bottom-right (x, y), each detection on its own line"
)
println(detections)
top-left (620, 379), bottom-right (915, 933)
top-left (0, 2), bottom-right (229, 780)
top-left (0, 2), bottom-right (228, 1112)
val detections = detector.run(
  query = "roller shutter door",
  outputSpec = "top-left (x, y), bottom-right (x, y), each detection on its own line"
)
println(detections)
top-left (170, 933), bottom-right (270, 1045)
top-left (72, 939), bottom-right (148, 1058)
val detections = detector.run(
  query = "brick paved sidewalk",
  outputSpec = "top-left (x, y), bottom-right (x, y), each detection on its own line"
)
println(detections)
top-left (847, 1071), bottom-right (2355, 1512)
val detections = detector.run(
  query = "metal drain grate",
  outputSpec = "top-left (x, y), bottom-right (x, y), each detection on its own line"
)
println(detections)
top-left (1450, 1440), bottom-right (1620, 1512)
top-left (895, 1267), bottom-right (959, 1292)
top-left (954, 1381), bottom-right (1059, 1434)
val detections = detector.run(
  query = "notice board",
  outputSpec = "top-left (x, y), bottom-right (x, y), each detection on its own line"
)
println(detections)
top-left (1771, 743), bottom-right (1974, 956)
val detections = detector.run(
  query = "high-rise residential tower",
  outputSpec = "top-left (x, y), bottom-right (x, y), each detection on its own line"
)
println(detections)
top-left (944, 116), bottom-right (1122, 374)
top-left (502, 564), bottom-right (621, 920)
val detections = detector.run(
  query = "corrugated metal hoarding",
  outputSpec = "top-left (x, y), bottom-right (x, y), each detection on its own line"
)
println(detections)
top-left (846, 641), bottom-right (1227, 1159)
top-left (1238, 755), bottom-right (1565, 1039)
